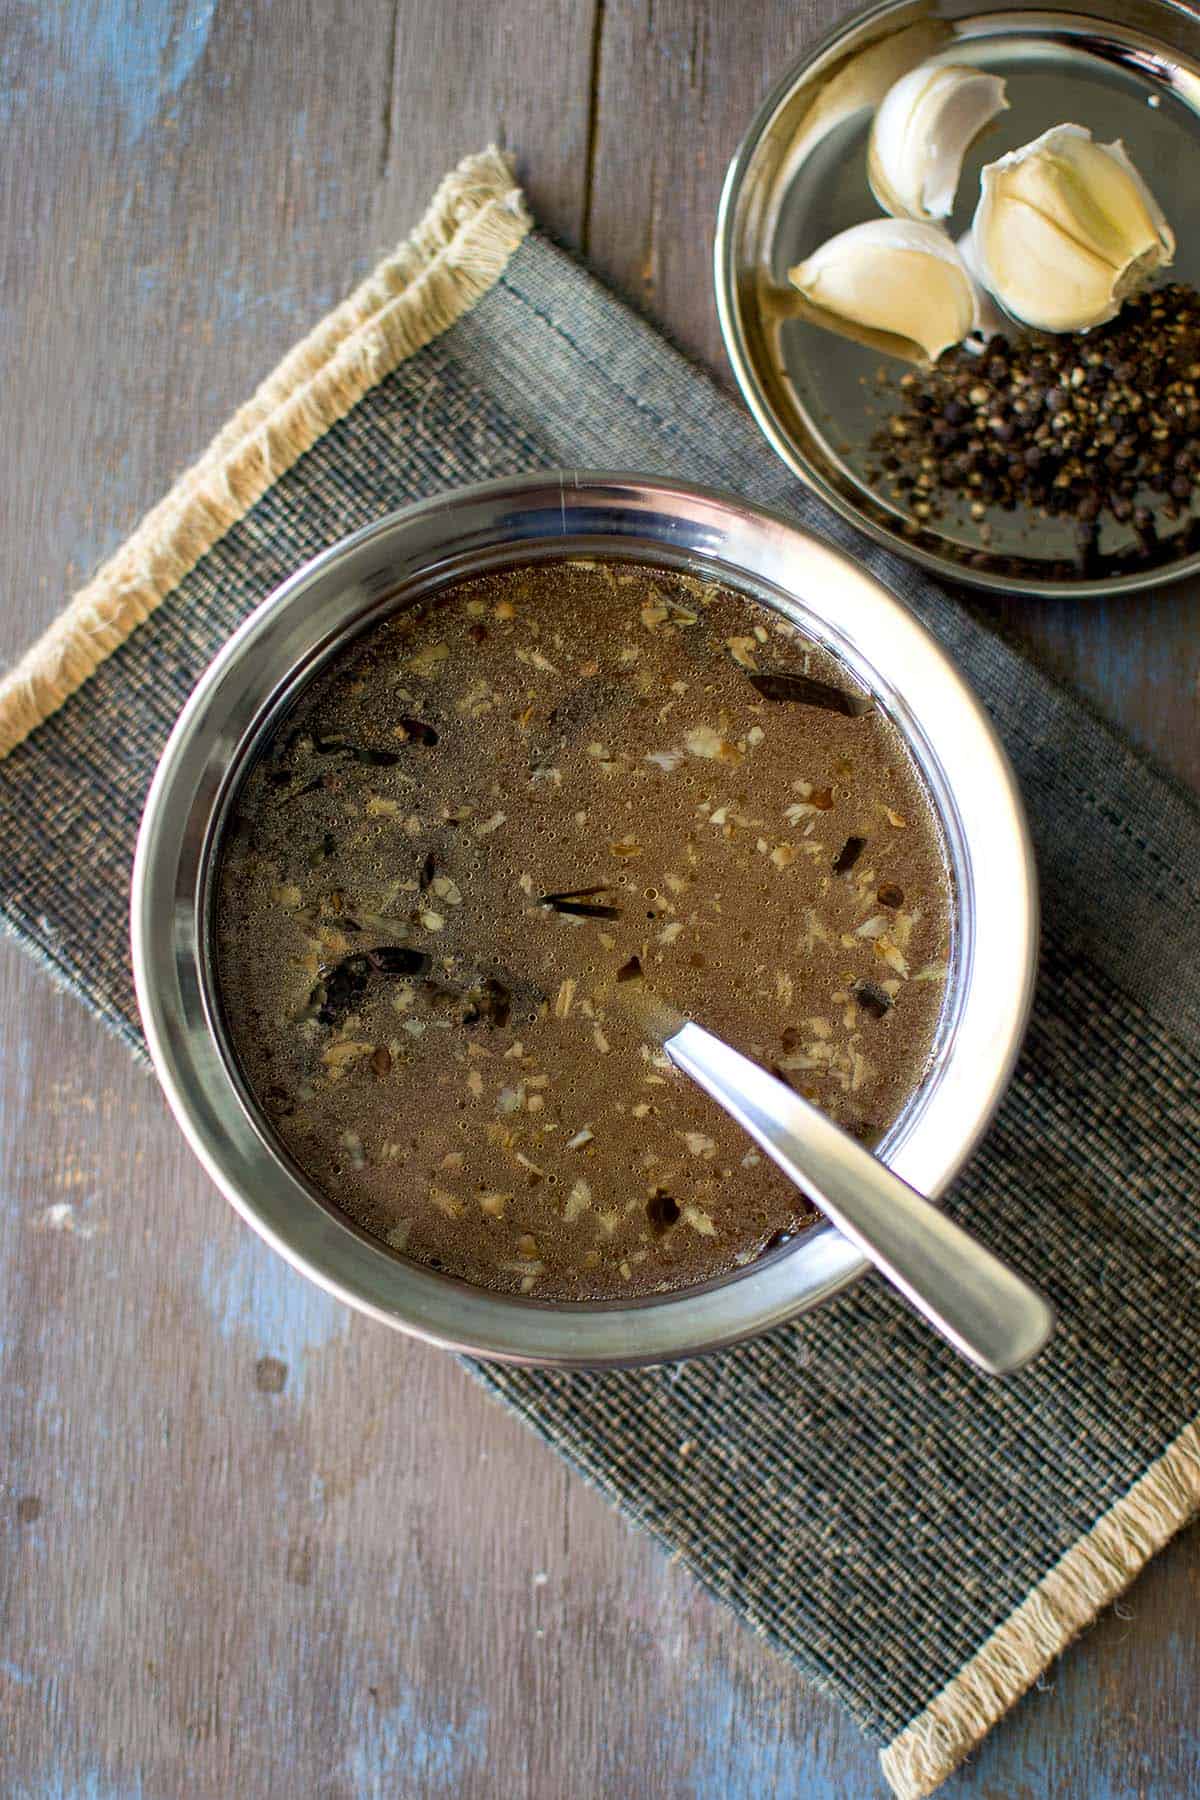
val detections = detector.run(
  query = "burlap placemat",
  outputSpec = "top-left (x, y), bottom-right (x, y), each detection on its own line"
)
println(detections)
top-left (2, 150), bottom-right (1198, 1798)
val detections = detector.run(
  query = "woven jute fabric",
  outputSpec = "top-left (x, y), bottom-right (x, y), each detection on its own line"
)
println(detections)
top-left (3, 150), bottom-right (1199, 1798)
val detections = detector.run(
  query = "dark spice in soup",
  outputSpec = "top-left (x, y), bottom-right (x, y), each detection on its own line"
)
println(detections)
top-left (215, 560), bottom-right (953, 1299)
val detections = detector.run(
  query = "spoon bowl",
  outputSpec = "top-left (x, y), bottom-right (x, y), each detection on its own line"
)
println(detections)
top-left (133, 472), bottom-right (1038, 1365)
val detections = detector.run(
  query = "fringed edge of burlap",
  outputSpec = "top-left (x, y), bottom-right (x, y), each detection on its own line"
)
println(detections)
top-left (880, 1417), bottom-right (1200, 1798)
top-left (0, 146), bottom-right (531, 760)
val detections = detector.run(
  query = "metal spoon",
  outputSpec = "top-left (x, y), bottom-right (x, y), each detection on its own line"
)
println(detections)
top-left (666, 1020), bottom-right (1054, 1376)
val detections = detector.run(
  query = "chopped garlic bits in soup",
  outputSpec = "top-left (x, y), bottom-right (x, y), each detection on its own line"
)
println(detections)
top-left (215, 560), bottom-right (953, 1300)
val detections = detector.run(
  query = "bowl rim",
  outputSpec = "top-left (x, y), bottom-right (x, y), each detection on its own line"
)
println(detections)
top-left (714, 0), bottom-right (1200, 599)
top-left (131, 470), bottom-right (1038, 1366)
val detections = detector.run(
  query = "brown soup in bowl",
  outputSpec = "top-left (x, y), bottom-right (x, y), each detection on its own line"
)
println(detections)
top-left (215, 558), bottom-right (952, 1301)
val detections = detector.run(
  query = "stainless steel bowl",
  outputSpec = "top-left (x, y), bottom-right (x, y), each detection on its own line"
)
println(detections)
top-left (715, 0), bottom-right (1200, 596)
top-left (132, 473), bottom-right (1037, 1366)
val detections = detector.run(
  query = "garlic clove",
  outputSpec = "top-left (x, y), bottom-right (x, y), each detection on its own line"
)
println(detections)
top-left (869, 62), bottom-right (1008, 222)
top-left (972, 124), bottom-right (1175, 333)
top-left (779, 22), bottom-right (952, 181)
top-left (787, 220), bottom-right (981, 363)
top-left (762, 23), bottom-right (952, 251)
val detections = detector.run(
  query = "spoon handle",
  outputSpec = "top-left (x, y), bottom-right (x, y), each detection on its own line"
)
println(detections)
top-left (666, 1022), bottom-right (1053, 1376)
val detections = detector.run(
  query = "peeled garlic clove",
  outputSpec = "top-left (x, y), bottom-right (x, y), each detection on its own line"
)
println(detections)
top-left (787, 220), bottom-right (981, 362)
top-left (778, 22), bottom-right (951, 183)
top-left (972, 124), bottom-right (1175, 333)
top-left (869, 62), bottom-right (1008, 221)
top-left (762, 23), bottom-right (952, 249)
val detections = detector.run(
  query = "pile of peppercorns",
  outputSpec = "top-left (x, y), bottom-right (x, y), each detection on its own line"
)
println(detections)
top-left (870, 282), bottom-right (1200, 564)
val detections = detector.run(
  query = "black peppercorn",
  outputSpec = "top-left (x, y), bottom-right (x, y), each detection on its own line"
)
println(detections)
top-left (868, 283), bottom-right (1200, 562)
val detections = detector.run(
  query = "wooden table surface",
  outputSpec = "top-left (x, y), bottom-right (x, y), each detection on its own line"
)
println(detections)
top-left (2, 4), bottom-right (1198, 1796)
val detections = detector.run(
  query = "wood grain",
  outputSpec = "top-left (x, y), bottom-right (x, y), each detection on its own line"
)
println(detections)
top-left (1, 3), bottom-right (1197, 1796)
